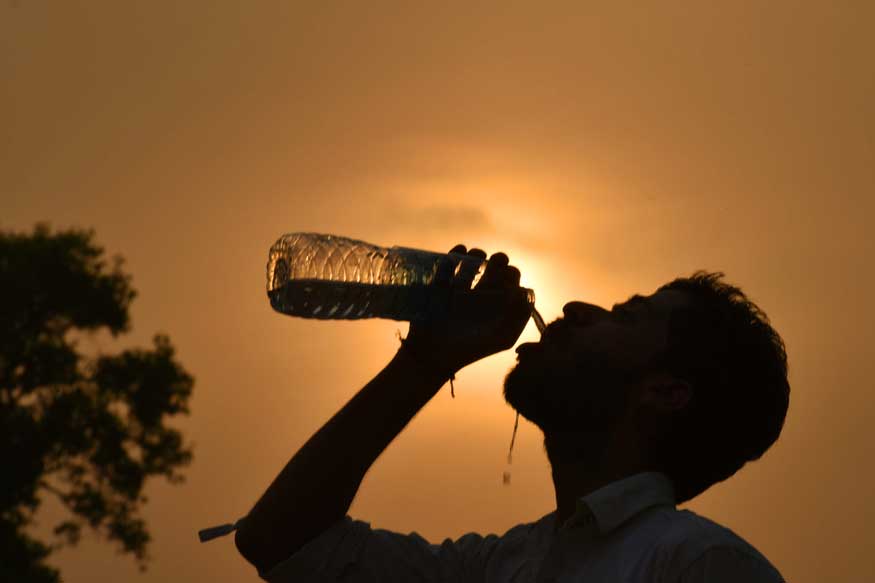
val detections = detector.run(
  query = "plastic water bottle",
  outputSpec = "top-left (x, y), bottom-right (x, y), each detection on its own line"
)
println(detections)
top-left (266, 232), bottom-right (545, 329)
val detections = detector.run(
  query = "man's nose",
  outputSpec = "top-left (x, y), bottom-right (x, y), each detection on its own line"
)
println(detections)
top-left (562, 302), bottom-right (609, 326)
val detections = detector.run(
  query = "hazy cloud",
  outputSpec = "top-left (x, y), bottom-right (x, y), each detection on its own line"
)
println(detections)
top-left (392, 203), bottom-right (492, 232)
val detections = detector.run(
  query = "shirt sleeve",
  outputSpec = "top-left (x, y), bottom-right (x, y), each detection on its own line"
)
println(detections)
top-left (678, 546), bottom-right (784, 583)
top-left (261, 515), bottom-right (501, 583)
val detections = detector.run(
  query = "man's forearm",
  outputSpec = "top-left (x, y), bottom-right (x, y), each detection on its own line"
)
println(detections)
top-left (235, 346), bottom-right (452, 574)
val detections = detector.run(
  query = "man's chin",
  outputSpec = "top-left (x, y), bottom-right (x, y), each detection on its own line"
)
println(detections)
top-left (503, 360), bottom-right (627, 434)
top-left (502, 362), bottom-right (528, 408)
top-left (503, 364), bottom-right (556, 430)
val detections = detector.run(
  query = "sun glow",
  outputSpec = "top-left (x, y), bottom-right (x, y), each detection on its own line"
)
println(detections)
top-left (371, 161), bottom-right (592, 389)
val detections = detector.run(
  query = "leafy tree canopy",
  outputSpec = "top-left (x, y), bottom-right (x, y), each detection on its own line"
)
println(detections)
top-left (0, 223), bottom-right (194, 583)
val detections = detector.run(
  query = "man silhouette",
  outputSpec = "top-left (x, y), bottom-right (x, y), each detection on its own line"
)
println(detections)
top-left (234, 245), bottom-right (789, 582)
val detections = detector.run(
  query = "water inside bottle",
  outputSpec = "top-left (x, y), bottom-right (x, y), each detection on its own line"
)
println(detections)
top-left (268, 278), bottom-right (441, 321)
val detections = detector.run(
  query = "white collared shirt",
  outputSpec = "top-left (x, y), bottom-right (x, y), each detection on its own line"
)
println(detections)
top-left (260, 472), bottom-right (783, 582)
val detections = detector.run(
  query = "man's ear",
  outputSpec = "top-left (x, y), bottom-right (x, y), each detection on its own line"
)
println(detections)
top-left (638, 373), bottom-right (692, 412)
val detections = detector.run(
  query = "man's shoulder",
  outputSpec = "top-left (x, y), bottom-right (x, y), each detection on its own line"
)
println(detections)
top-left (661, 509), bottom-right (763, 550)
top-left (489, 512), bottom-right (553, 546)
top-left (653, 508), bottom-right (780, 576)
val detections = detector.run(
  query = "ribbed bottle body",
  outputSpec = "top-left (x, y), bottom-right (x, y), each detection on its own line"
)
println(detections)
top-left (266, 233), bottom-right (487, 321)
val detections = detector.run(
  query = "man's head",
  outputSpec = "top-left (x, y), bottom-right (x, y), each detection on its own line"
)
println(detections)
top-left (503, 271), bottom-right (790, 504)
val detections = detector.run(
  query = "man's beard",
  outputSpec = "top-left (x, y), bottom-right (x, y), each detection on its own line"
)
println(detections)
top-left (503, 347), bottom-right (638, 462)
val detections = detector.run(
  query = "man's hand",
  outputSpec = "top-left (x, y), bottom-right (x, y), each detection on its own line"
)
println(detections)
top-left (403, 244), bottom-right (534, 375)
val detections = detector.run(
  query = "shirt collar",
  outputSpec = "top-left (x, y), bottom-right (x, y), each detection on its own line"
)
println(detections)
top-left (561, 472), bottom-right (676, 535)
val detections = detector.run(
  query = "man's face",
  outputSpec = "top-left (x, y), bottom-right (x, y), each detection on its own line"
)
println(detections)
top-left (503, 289), bottom-right (689, 435)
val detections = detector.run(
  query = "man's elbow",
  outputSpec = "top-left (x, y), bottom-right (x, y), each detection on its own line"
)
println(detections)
top-left (235, 521), bottom-right (303, 576)
top-left (234, 523), bottom-right (267, 573)
top-left (234, 512), bottom-right (340, 574)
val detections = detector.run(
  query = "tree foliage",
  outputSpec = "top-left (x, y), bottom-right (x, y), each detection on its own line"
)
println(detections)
top-left (0, 223), bottom-right (194, 583)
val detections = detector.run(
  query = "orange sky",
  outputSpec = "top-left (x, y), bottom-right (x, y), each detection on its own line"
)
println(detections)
top-left (3, 2), bottom-right (873, 582)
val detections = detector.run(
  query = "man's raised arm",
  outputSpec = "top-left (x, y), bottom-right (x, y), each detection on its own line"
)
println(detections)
top-left (234, 246), bottom-right (532, 575)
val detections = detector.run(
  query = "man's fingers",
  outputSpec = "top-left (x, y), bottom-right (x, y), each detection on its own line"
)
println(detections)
top-left (475, 252), bottom-right (509, 289)
top-left (455, 248), bottom-right (486, 289)
top-left (505, 265), bottom-right (521, 287)
top-left (435, 244), bottom-right (467, 286)
top-left (436, 247), bottom-right (515, 292)
top-left (466, 248), bottom-right (487, 261)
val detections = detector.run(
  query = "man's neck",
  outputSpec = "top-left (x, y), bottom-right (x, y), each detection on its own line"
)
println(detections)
top-left (547, 428), bottom-right (649, 532)
top-left (550, 463), bottom-right (633, 531)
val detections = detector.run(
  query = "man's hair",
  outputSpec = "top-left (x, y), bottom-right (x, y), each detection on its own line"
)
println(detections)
top-left (652, 271), bottom-right (790, 504)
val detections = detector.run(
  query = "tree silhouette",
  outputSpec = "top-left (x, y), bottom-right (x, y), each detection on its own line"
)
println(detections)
top-left (0, 223), bottom-right (194, 583)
